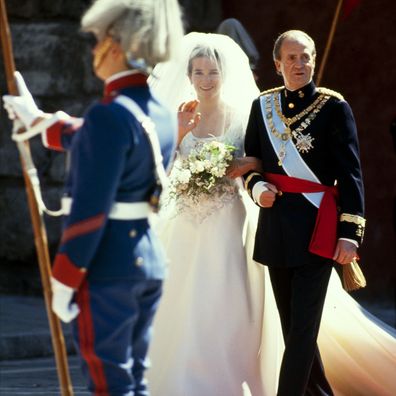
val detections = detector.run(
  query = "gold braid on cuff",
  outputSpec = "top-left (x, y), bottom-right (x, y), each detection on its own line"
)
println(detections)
top-left (339, 213), bottom-right (366, 226)
top-left (244, 172), bottom-right (263, 192)
top-left (340, 213), bottom-right (366, 238)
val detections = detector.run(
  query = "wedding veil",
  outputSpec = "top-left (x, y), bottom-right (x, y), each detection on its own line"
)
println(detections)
top-left (149, 32), bottom-right (260, 128)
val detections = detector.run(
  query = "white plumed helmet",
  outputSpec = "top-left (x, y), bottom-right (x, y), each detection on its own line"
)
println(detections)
top-left (81, 0), bottom-right (184, 71)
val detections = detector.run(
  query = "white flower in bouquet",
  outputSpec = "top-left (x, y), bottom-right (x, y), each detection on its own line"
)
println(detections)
top-left (169, 140), bottom-right (236, 202)
top-left (190, 160), bottom-right (205, 174)
top-left (203, 159), bottom-right (212, 170)
top-left (176, 168), bottom-right (192, 184)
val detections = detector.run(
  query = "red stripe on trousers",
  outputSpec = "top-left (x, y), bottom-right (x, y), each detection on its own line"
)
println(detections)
top-left (77, 281), bottom-right (109, 395)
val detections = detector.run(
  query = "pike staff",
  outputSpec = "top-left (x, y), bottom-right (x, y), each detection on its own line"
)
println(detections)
top-left (316, 0), bottom-right (344, 85)
top-left (0, 1), bottom-right (73, 394)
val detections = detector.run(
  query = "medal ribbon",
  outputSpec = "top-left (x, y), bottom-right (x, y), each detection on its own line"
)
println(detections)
top-left (260, 93), bottom-right (324, 208)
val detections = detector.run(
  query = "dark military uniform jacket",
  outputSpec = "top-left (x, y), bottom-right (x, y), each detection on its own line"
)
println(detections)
top-left (244, 81), bottom-right (365, 267)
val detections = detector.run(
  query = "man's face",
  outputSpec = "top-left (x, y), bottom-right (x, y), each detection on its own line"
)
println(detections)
top-left (92, 36), bottom-right (125, 81)
top-left (275, 37), bottom-right (315, 91)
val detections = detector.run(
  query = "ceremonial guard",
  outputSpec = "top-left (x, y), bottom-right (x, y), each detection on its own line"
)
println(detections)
top-left (244, 30), bottom-right (366, 396)
top-left (3, 0), bottom-right (183, 394)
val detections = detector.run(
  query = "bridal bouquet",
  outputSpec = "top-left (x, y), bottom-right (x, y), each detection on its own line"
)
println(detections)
top-left (169, 140), bottom-right (236, 201)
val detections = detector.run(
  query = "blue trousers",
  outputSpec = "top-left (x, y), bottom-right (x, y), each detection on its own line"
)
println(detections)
top-left (72, 278), bottom-right (163, 396)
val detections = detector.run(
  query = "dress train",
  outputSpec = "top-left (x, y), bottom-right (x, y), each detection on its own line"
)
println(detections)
top-left (147, 171), bottom-right (396, 396)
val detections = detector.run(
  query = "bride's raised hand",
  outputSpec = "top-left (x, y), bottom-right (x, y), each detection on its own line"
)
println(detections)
top-left (227, 156), bottom-right (263, 179)
top-left (177, 100), bottom-right (201, 145)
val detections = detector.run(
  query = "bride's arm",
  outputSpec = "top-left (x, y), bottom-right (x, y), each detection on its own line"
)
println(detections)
top-left (227, 156), bottom-right (263, 179)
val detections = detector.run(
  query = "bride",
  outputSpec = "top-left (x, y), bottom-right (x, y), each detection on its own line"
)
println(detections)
top-left (147, 32), bottom-right (268, 396)
top-left (147, 32), bottom-right (396, 396)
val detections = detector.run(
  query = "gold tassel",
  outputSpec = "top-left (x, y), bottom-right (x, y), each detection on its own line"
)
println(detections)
top-left (342, 258), bottom-right (367, 291)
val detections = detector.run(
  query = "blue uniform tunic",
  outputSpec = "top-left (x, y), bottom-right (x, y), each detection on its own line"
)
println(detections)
top-left (46, 71), bottom-right (176, 287)
top-left (44, 70), bottom-right (177, 395)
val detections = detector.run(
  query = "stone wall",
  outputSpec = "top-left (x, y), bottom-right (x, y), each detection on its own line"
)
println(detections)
top-left (0, 1), bottom-right (110, 293)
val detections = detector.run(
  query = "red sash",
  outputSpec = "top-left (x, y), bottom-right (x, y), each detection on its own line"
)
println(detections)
top-left (264, 172), bottom-right (339, 259)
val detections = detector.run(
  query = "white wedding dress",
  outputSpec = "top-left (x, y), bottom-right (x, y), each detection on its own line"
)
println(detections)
top-left (147, 125), bottom-right (396, 396)
top-left (147, 121), bottom-right (276, 396)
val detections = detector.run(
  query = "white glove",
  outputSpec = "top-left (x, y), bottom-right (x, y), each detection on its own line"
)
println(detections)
top-left (51, 277), bottom-right (80, 323)
top-left (2, 71), bottom-right (43, 128)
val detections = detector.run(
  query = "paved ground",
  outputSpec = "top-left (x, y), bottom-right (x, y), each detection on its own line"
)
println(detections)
top-left (0, 296), bottom-right (75, 361)
top-left (0, 293), bottom-right (395, 361)
top-left (0, 356), bottom-right (88, 395)
top-left (0, 293), bottom-right (394, 394)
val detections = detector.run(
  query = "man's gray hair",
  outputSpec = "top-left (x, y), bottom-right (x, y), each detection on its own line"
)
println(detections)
top-left (273, 30), bottom-right (316, 61)
top-left (81, 0), bottom-right (184, 68)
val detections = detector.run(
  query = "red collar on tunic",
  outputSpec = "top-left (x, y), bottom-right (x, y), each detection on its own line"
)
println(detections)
top-left (103, 72), bottom-right (148, 100)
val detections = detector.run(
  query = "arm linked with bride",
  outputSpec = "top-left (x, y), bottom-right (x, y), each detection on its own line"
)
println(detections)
top-left (226, 156), bottom-right (263, 179)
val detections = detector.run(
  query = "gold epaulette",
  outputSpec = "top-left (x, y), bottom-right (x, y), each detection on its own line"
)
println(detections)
top-left (260, 86), bottom-right (284, 96)
top-left (317, 87), bottom-right (344, 101)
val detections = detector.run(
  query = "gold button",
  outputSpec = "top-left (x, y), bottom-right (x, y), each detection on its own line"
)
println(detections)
top-left (288, 102), bottom-right (295, 109)
top-left (129, 229), bottom-right (137, 238)
top-left (135, 257), bottom-right (144, 266)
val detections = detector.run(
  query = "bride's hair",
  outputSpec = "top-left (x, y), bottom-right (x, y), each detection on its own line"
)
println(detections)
top-left (187, 46), bottom-right (223, 77)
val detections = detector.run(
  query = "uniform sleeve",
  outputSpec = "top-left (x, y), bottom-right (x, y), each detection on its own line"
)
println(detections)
top-left (40, 111), bottom-right (84, 151)
top-left (244, 99), bottom-right (266, 202)
top-left (51, 103), bottom-right (133, 288)
top-left (330, 100), bottom-right (366, 244)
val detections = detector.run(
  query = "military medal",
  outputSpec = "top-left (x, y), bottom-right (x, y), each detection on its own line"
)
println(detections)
top-left (265, 92), bottom-right (330, 165)
top-left (278, 145), bottom-right (286, 166)
top-left (293, 131), bottom-right (315, 153)
top-left (282, 128), bottom-right (291, 140)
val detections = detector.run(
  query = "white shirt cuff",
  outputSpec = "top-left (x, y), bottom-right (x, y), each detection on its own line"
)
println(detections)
top-left (338, 238), bottom-right (359, 248)
top-left (252, 181), bottom-right (268, 206)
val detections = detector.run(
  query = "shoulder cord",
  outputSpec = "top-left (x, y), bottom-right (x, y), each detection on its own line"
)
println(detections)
top-left (12, 96), bottom-right (170, 216)
top-left (13, 120), bottom-right (64, 216)
top-left (114, 95), bottom-right (169, 190)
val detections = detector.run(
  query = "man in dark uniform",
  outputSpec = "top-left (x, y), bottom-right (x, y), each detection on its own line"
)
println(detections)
top-left (244, 30), bottom-right (365, 395)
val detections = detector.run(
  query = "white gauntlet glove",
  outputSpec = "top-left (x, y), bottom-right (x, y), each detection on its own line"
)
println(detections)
top-left (51, 277), bottom-right (80, 323)
top-left (2, 71), bottom-right (44, 128)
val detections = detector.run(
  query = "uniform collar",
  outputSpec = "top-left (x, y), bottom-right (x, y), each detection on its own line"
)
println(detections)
top-left (284, 80), bottom-right (316, 101)
top-left (103, 70), bottom-right (148, 98)
top-left (282, 81), bottom-right (317, 114)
